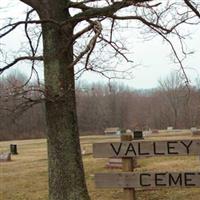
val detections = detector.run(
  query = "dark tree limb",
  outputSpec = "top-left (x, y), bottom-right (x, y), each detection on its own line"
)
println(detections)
top-left (0, 56), bottom-right (43, 75)
top-left (0, 19), bottom-right (59, 38)
top-left (23, 9), bottom-right (43, 86)
top-left (150, 26), bottom-right (190, 88)
top-left (109, 14), bottom-right (189, 34)
top-left (70, 20), bottom-right (102, 68)
top-left (184, 0), bottom-right (200, 18)
top-left (73, 23), bottom-right (94, 40)
top-left (24, 9), bottom-right (36, 55)
top-left (20, 0), bottom-right (40, 10)
top-left (72, 0), bottom-right (151, 22)
top-left (99, 35), bottom-right (133, 63)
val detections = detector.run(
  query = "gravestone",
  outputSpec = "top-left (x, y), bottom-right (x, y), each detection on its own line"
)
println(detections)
top-left (167, 126), bottom-right (173, 131)
top-left (133, 131), bottom-right (143, 140)
top-left (106, 158), bottom-right (122, 169)
top-left (192, 130), bottom-right (200, 137)
top-left (10, 144), bottom-right (18, 155)
top-left (191, 127), bottom-right (197, 132)
top-left (0, 152), bottom-right (11, 162)
top-left (143, 130), bottom-right (152, 136)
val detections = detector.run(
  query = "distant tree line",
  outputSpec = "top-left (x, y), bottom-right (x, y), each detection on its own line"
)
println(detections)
top-left (0, 72), bottom-right (200, 141)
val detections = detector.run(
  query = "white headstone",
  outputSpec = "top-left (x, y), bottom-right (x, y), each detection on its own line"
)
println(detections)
top-left (167, 126), bottom-right (173, 131)
top-left (0, 152), bottom-right (11, 162)
top-left (191, 127), bottom-right (197, 132)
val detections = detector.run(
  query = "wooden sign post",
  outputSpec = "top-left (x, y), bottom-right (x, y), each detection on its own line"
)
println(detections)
top-left (121, 134), bottom-right (136, 200)
top-left (93, 139), bottom-right (200, 200)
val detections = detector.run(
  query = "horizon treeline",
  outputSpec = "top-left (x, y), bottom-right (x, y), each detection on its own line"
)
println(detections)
top-left (0, 72), bottom-right (200, 141)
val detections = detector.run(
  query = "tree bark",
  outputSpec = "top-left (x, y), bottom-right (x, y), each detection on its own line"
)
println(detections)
top-left (39, 1), bottom-right (90, 199)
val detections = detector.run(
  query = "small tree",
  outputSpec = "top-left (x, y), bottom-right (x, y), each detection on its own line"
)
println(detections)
top-left (159, 72), bottom-right (192, 128)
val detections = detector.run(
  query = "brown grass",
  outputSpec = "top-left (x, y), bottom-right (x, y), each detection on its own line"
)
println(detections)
top-left (0, 131), bottom-right (200, 200)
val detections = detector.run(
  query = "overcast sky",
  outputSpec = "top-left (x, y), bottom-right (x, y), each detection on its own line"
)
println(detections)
top-left (1, 1), bottom-right (200, 89)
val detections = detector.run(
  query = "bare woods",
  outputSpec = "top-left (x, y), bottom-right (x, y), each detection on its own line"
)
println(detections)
top-left (0, 73), bottom-right (199, 141)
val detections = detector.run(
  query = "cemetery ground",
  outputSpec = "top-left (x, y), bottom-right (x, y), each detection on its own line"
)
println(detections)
top-left (0, 131), bottom-right (200, 200)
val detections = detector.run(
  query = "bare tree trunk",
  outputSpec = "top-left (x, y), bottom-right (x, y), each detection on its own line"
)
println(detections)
top-left (40, 1), bottom-right (90, 200)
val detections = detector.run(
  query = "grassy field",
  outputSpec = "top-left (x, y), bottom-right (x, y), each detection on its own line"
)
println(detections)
top-left (0, 132), bottom-right (200, 200)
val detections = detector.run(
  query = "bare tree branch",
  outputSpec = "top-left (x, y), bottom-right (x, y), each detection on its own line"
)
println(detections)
top-left (24, 9), bottom-right (36, 55)
top-left (73, 23), bottom-right (94, 40)
top-left (23, 9), bottom-right (43, 86)
top-left (0, 19), bottom-right (59, 38)
top-left (71, 0), bottom-right (152, 22)
top-left (70, 20), bottom-right (102, 68)
top-left (0, 56), bottom-right (43, 74)
top-left (99, 35), bottom-right (133, 63)
top-left (1, 0), bottom-right (199, 97)
top-left (184, 0), bottom-right (200, 18)
top-left (110, 14), bottom-right (189, 34)
top-left (150, 26), bottom-right (190, 88)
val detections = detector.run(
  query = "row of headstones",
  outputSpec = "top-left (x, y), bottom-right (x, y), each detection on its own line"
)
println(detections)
top-left (120, 127), bottom-right (200, 139)
top-left (0, 144), bottom-right (18, 162)
top-left (143, 127), bottom-right (200, 136)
